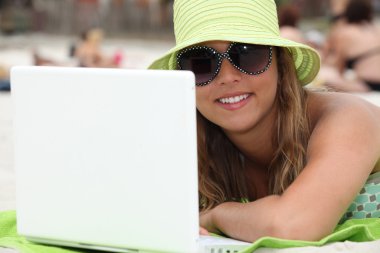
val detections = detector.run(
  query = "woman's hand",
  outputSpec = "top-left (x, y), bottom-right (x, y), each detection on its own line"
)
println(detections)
top-left (200, 207), bottom-right (221, 234)
top-left (199, 226), bottom-right (209, 235)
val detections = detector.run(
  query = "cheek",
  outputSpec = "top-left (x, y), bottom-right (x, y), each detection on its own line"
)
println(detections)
top-left (259, 58), bottom-right (279, 96)
top-left (250, 73), bottom-right (277, 102)
top-left (195, 88), bottom-right (211, 114)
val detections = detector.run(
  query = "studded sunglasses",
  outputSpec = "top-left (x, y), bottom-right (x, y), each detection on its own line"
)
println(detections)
top-left (177, 42), bottom-right (273, 86)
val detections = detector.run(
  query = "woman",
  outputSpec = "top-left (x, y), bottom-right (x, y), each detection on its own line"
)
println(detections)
top-left (74, 28), bottom-right (119, 68)
top-left (149, 0), bottom-right (380, 242)
top-left (278, 4), bottom-right (306, 44)
top-left (324, 0), bottom-right (380, 92)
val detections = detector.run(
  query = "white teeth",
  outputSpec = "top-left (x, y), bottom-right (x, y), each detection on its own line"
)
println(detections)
top-left (219, 94), bottom-right (249, 104)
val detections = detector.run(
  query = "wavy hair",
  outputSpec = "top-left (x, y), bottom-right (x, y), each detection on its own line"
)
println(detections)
top-left (198, 47), bottom-right (310, 211)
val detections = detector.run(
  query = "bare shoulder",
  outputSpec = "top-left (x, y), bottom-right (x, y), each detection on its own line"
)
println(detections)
top-left (306, 91), bottom-right (380, 159)
top-left (307, 91), bottom-right (380, 126)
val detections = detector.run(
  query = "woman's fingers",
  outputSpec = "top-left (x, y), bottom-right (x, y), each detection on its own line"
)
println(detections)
top-left (199, 226), bottom-right (210, 235)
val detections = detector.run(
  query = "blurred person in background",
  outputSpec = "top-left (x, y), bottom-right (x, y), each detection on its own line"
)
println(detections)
top-left (329, 0), bottom-right (350, 23)
top-left (278, 4), bottom-right (306, 44)
top-left (316, 0), bottom-right (349, 90)
top-left (74, 27), bottom-right (122, 68)
top-left (34, 28), bottom-right (122, 68)
top-left (322, 0), bottom-right (350, 65)
top-left (278, 4), bottom-right (324, 52)
top-left (321, 0), bottom-right (380, 92)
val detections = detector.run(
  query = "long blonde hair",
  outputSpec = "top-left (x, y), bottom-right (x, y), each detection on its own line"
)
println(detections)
top-left (198, 47), bottom-right (310, 211)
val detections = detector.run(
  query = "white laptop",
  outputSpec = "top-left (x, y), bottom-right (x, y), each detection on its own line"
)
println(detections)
top-left (11, 66), bottom-right (250, 253)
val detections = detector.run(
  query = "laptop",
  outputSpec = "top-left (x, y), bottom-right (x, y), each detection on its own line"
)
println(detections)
top-left (11, 66), bottom-right (250, 253)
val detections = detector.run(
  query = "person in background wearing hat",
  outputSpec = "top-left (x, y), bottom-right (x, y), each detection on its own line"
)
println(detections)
top-left (149, 0), bottom-right (380, 243)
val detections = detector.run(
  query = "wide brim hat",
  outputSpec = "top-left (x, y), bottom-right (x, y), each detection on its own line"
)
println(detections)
top-left (148, 0), bottom-right (320, 86)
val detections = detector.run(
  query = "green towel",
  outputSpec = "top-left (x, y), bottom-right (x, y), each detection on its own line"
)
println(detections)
top-left (0, 210), bottom-right (379, 253)
top-left (0, 211), bottom-right (89, 253)
top-left (241, 218), bottom-right (380, 252)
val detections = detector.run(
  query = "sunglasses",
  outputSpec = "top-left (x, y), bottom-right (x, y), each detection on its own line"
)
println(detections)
top-left (177, 43), bottom-right (273, 86)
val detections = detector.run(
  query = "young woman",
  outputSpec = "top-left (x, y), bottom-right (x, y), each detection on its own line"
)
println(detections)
top-left (149, 0), bottom-right (380, 242)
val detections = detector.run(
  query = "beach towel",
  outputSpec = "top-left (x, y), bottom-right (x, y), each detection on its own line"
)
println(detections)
top-left (0, 210), bottom-right (379, 253)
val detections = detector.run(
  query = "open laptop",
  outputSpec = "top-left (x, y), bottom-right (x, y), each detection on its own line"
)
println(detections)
top-left (11, 66), bottom-right (250, 253)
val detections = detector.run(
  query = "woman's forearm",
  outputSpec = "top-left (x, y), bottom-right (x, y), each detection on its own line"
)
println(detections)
top-left (205, 194), bottom-right (334, 242)
top-left (204, 195), bottom-right (280, 242)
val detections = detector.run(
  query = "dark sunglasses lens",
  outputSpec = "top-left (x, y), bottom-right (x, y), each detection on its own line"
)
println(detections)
top-left (229, 44), bottom-right (270, 74)
top-left (178, 48), bottom-right (219, 85)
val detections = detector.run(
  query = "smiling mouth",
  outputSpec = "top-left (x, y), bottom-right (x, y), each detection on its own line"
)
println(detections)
top-left (217, 94), bottom-right (251, 104)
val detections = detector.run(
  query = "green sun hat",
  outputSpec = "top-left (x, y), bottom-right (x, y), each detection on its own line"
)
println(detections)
top-left (148, 0), bottom-right (321, 86)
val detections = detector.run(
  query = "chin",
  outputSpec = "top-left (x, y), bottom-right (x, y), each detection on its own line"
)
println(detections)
top-left (219, 119), bottom-right (258, 134)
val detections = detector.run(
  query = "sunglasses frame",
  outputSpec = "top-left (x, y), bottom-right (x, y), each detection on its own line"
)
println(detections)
top-left (177, 42), bottom-right (273, 86)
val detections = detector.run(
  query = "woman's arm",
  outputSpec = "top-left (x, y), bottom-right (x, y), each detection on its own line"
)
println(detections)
top-left (201, 93), bottom-right (380, 242)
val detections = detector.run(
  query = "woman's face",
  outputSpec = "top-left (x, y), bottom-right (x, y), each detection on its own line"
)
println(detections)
top-left (195, 41), bottom-right (279, 134)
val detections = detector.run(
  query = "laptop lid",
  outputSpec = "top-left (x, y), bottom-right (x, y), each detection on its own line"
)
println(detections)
top-left (11, 66), bottom-right (199, 253)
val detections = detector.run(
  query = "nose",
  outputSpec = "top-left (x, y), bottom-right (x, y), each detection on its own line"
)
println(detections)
top-left (214, 57), bottom-right (242, 85)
